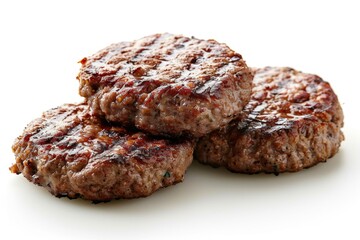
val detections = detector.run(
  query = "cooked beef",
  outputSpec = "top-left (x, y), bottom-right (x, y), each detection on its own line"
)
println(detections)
top-left (195, 67), bottom-right (344, 174)
top-left (10, 103), bottom-right (195, 201)
top-left (77, 33), bottom-right (253, 137)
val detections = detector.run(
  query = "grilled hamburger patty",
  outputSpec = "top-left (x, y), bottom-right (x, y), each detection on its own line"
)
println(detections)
top-left (10, 104), bottom-right (195, 201)
top-left (195, 67), bottom-right (344, 174)
top-left (77, 33), bottom-right (253, 137)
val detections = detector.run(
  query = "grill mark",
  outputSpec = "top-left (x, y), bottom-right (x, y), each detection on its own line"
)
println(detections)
top-left (21, 104), bottom-right (179, 166)
top-left (81, 34), bottom-right (245, 98)
top-left (147, 36), bottom-right (195, 80)
top-left (30, 109), bottom-right (79, 144)
top-left (115, 35), bottom-right (242, 101)
top-left (240, 67), bottom-right (337, 132)
top-left (90, 137), bottom-right (127, 163)
top-left (131, 34), bottom-right (165, 62)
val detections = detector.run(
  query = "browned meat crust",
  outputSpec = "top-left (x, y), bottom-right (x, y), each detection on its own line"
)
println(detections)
top-left (77, 33), bottom-right (253, 137)
top-left (10, 103), bottom-right (194, 201)
top-left (195, 67), bottom-right (344, 174)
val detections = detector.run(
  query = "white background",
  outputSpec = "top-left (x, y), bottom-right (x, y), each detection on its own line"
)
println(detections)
top-left (0, 0), bottom-right (359, 239)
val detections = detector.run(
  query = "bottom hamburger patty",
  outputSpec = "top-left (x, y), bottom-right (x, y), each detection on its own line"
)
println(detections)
top-left (10, 103), bottom-right (195, 201)
top-left (195, 67), bottom-right (344, 174)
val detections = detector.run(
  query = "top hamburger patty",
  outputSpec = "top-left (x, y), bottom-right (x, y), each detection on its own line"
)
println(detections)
top-left (77, 33), bottom-right (253, 137)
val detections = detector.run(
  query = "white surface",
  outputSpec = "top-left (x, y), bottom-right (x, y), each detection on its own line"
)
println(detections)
top-left (0, 0), bottom-right (359, 239)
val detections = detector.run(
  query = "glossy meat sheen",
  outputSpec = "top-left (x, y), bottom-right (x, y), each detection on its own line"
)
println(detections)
top-left (77, 33), bottom-right (253, 137)
top-left (195, 67), bottom-right (344, 174)
top-left (10, 104), bottom-right (194, 201)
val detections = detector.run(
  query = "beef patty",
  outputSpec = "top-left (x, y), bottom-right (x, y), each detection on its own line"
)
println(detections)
top-left (195, 67), bottom-right (344, 174)
top-left (77, 33), bottom-right (253, 137)
top-left (10, 103), bottom-right (195, 201)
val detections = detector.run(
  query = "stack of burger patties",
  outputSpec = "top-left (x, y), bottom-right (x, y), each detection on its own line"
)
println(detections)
top-left (10, 33), bottom-right (344, 202)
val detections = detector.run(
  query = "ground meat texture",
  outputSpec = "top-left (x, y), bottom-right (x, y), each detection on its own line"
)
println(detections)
top-left (194, 67), bottom-right (344, 174)
top-left (77, 33), bottom-right (253, 137)
top-left (10, 104), bottom-right (195, 201)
